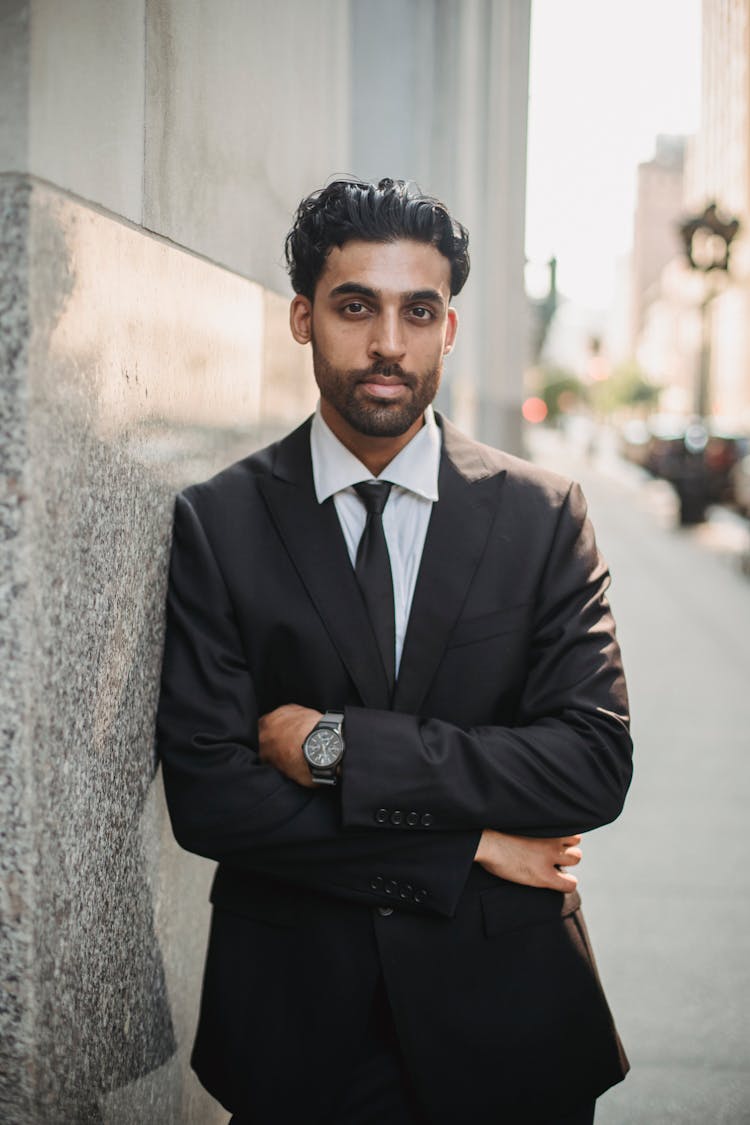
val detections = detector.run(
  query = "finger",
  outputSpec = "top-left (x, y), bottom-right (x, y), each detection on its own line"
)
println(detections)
top-left (543, 840), bottom-right (581, 864)
top-left (561, 847), bottom-right (582, 866)
top-left (551, 868), bottom-right (578, 892)
top-left (561, 835), bottom-right (582, 847)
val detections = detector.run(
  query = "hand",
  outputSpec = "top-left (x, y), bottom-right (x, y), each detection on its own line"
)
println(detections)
top-left (258, 704), bottom-right (322, 788)
top-left (474, 830), bottom-right (582, 893)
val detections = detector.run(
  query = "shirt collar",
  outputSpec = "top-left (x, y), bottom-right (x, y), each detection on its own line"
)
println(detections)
top-left (310, 402), bottom-right (441, 504)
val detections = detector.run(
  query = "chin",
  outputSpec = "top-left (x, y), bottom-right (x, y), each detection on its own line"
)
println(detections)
top-left (345, 402), bottom-right (423, 438)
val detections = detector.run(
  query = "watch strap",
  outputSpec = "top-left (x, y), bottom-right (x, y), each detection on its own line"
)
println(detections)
top-left (318, 710), bottom-right (344, 730)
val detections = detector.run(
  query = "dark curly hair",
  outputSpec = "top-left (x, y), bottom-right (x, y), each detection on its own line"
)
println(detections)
top-left (285, 177), bottom-right (470, 299)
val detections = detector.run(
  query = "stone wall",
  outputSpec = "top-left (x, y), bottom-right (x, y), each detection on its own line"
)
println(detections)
top-left (350, 0), bottom-right (532, 449)
top-left (0, 175), bottom-right (318, 1124)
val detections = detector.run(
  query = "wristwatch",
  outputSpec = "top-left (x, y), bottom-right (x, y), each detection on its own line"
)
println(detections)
top-left (302, 711), bottom-right (345, 786)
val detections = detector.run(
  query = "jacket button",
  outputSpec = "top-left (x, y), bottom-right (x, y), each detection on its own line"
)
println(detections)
top-left (375, 808), bottom-right (389, 824)
top-left (414, 888), bottom-right (428, 904)
top-left (390, 810), bottom-right (403, 825)
top-left (370, 876), bottom-right (384, 891)
top-left (400, 884), bottom-right (414, 900)
top-left (420, 813), bottom-right (433, 827)
top-left (406, 812), bottom-right (419, 827)
top-left (378, 906), bottom-right (394, 917)
top-left (385, 880), bottom-right (398, 896)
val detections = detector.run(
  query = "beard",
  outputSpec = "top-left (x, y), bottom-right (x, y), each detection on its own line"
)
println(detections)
top-left (311, 342), bottom-right (442, 438)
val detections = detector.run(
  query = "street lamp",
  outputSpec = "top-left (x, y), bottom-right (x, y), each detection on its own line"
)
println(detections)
top-left (678, 202), bottom-right (740, 418)
top-left (667, 203), bottom-right (742, 524)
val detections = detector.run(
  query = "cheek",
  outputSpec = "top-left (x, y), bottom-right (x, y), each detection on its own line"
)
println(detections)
top-left (314, 322), bottom-right (367, 359)
top-left (417, 336), bottom-right (448, 371)
top-left (412, 323), bottom-right (448, 355)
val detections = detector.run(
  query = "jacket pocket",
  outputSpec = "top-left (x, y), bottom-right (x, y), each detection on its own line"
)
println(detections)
top-left (446, 604), bottom-right (530, 649)
top-left (480, 880), bottom-right (581, 938)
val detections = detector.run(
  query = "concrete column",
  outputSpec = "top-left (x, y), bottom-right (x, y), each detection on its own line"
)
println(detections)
top-left (144, 0), bottom-right (351, 293)
top-left (475, 0), bottom-right (531, 454)
top-left (350, 0), bottom-right (532, 453)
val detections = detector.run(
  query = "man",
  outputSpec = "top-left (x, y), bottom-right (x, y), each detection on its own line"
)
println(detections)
top-left (157, 178), bottom-right (632, 1125)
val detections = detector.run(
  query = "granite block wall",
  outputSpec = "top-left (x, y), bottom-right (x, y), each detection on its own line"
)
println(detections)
top-left (0, 175), bottom-right (317, 1123)
top-left (1, 173), bottom-right (34, 1124)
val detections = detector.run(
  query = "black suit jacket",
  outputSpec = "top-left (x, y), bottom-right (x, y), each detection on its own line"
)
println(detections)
top-left (156, 415), bottom-right (632, 1123)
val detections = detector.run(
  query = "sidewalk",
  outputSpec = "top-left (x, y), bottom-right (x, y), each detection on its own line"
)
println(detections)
top-left (527, 426), bottom-right (750, 1124)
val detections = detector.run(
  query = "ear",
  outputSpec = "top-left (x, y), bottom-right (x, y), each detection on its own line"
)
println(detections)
top-left (290, 295), bottom-right (313, 344)
top-left (443, 306), bottom-right (459, 355)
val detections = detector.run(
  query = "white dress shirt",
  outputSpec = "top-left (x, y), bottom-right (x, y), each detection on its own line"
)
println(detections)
top-left (310, 403), bottom-right (441, 675)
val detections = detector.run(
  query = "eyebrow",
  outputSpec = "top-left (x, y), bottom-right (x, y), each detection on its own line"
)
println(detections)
top-left (404, 288), bottom-right (445, 307)
top-left (328, 282), bottom-right (379, 300)
top-left (328, 282), bottom-right (446, 308)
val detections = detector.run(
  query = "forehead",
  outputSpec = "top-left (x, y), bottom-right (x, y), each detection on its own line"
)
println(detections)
top-left (317, 239), bottom-right (452, 298)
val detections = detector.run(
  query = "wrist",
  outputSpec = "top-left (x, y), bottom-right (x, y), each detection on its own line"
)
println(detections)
top-left (474, 829), bottom-right (489, 863)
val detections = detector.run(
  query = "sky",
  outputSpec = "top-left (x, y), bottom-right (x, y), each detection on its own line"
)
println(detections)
top-left (525, 0), bottom-right (702, 311)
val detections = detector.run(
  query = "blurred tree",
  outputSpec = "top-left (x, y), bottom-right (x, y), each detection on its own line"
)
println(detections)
top-left (528, 256), bottom-right (558, 362)
top-left (589, 363), bottom-right (660, 415)
top-left (538, 368), bottom-right (588, 422)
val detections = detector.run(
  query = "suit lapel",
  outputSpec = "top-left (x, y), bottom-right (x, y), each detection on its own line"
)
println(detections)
top-left (257, 420), bottom-right (391, 709)
top-left (257, 415), bottom-right (506, 715)
top-left (393, 417), bottom-right (507, 714)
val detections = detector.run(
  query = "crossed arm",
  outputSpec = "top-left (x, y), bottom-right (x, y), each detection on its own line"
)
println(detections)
top-left (258, 703), bottom-right (583, 894)
top-left (158, 485), bottom-right (631, 918)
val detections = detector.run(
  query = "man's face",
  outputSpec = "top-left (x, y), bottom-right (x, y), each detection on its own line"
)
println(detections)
top-left (290, 239), bottom-right (458, 444)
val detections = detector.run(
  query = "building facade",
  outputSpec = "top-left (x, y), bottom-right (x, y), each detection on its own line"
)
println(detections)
top-left (684, 0), bottom-right (750, 424)
top-left (637, 0), bottom-right (750, 425)
top-left (630, 135), bottom-right (686, 354)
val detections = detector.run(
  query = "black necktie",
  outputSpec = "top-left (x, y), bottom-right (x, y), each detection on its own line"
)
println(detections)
top-left (354, 481), bottom-right (396, 695)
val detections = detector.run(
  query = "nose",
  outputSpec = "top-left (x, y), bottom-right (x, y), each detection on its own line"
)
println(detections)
top-left (368, 310), bottom-right (406, 362)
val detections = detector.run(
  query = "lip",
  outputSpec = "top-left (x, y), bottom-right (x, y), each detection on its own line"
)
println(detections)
top-left (359, 377), bottom-right (409, 400)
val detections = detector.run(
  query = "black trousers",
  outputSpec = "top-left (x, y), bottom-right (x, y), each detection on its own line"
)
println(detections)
top-left (230, 977), bottom-right (596, 1125)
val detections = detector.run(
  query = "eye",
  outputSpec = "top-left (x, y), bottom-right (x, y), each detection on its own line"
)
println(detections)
top-left (342, 301), bottom-right (368, 315)
top-left (409, 306), bottom-right (434, 321)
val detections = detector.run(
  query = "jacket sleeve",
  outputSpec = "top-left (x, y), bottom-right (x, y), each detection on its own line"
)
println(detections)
top-left (156, 492), bottom-right (479, 918)
top-left (340, 482), bottom-right (633, 837)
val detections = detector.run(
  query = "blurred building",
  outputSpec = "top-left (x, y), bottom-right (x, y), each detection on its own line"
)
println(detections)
top-left (631, 135), bottom-right (686, 352)
top-left (636, 256), bottom-right (703, 415)
top-left (629, 134), bottom-right (703, 416)
top-left (0, 1), bottom-right (531, 1121)
top-left (682, 0), bottom-right (750, 426)
top-left (636, 1), bottom-right (750, 428)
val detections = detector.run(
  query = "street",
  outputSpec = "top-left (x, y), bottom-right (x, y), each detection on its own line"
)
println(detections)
top-left (529, 426), bottom-right (750, 1124)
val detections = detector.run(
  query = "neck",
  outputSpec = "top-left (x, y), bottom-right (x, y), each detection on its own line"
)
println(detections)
top-left (320, 401), bottom-right (425, 477)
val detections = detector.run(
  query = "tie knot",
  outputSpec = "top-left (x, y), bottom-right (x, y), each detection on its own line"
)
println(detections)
top-left (354, 480), bottom-right (392, 516)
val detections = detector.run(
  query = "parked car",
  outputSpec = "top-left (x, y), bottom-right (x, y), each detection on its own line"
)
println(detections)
top-left (620, 415), bottom-right (749, 525)
top-left (731, 454), bottom-right (750, 519)
top-left (619, 419), bottom-right (652, 468)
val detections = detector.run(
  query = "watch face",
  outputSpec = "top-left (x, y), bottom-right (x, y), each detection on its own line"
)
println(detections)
top-left (304, 728), bottom-right (343, 768)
